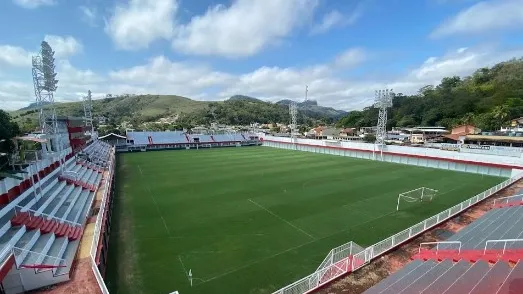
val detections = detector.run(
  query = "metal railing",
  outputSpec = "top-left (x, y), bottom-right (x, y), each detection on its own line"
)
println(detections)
top-left (90, 148), bottom-right (114, 294)
top-left (14, 205), bottom-right (82, 227)
top-left (419, 241), bottom-right (462, 254)
top-left (11, 246), bottom-right (65, 274)
top-left (272, 172), bottom-right (523, 294)
top-left (493, 194), bottom-right (523, 207)
top-left (484, 238), bottom-right (523, 254)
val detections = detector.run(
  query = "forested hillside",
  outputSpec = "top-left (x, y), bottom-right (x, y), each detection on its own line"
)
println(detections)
top-left (11, 94), bottom-right (344, 132)
top-left (337, 58), bottom-right (523, 131)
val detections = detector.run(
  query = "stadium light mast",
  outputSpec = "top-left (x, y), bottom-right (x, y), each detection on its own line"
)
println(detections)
top-left (32, 41), bottom-right (58, 137)
top-left (305, 85), bottom-right (309, 101)
top-left (374, 89), bottom-right (393, 159)
top-left (289, 87), bottom-right (304, 147)
top-left (32, 41), bottom-right (61, 167)
top-left (289, 101), bottom-right (298, 145)
top-left (83, 90), bottom-right (94, 134)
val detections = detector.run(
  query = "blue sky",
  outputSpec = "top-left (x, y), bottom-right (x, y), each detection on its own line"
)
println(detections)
top-left (0, 0), bottom-right (522, 111)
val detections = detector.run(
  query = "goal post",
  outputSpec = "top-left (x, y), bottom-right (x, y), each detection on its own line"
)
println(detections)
top-left (396, 187), bottom-right (439, 211)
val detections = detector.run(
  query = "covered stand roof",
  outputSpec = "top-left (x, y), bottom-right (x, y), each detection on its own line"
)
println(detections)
top-left (98, 133), bottom-right (126, 139)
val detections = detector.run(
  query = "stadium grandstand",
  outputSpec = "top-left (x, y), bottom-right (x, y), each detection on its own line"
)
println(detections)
top-left (102, 130), bottom-right (261, 152)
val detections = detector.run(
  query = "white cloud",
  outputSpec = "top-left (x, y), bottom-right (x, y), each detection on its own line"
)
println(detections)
top-left (0, 45), bottom-right (33, 67)
top-left (221, 45), bottom-right (523, 110)
top-left (1, 45), bottom-right (522, 112)
top-left (44, 35), bottom-right (83, 59)
top-left (105, 0), bottom-right (178, 50)
top-left (172, 0), bottom-right (319, 58)
top-left (310, 10), bottom-right (345, 35)
top-left (0, 81), bottom-right (35, 110)
top-left (12, 0), bottom-right (55, 9)
top-left (432, 0), bottom-right (523, 38)
top-left (109, 56), bottom-right (234, 94)
top-left (334, 48), bottom-right (366, 68)
top-left (310, 6), bottom-right (362, 35)
top-left (409, 46), bottom-right (523, 82)
top-left (80, 6), bottom-right (97, 27)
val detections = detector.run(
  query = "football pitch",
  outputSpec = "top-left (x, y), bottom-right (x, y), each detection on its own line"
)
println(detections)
top-left (106, 147), bottom-right (503, 294)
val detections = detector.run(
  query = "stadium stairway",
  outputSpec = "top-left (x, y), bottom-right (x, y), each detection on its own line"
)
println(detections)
top-left (363, 259), bottom-right (523, 294)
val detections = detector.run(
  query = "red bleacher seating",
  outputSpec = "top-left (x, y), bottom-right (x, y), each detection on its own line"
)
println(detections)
top-left (76, 161), bottom-right (103, 173)
top-left (413, 248), bottom-right (523, 263)
top-left (10, 212), bottom-right (83, 240)
top-left (57, 175), bottom-right (97, 192)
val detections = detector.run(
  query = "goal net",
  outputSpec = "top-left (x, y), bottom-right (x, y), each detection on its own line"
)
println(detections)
top-left (396, 187), bottom-right (438, 211)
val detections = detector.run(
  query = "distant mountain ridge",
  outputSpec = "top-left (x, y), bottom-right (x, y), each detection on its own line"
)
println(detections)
top-left (12, 94), bottom-right (347, 128)
top-left (18, 101), bottom-right (51, 111)
top-left (276, 99), bottom-right (347, 120)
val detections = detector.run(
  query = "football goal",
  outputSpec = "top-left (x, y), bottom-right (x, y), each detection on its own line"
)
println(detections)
top-left (396, 187), bottom-right (439, 211)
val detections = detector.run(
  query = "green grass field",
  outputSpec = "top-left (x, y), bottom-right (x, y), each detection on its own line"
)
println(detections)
top-left (105, 147), bottom-right (503, 294)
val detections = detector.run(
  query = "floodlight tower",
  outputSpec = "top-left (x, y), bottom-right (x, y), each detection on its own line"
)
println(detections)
top-left (32, 41), bottom-right (60, 165)
top-left (289, 100), bottom-right (298, 145)
top-left (374, 89), bottom-right (393, 156)
top-left (304, 85), bottom-right (309, 101)
top-left (83, 90), bottom-right (94, 133)
top-left (32, 41), bottom-right (58, 137)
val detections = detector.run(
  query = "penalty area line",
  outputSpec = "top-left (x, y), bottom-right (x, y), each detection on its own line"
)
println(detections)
top-left (248, 198), bottom-right (314, 239)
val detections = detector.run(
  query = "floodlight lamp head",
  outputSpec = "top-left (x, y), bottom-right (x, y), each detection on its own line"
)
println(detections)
top-left (374, 89), bottom-right (393, 108)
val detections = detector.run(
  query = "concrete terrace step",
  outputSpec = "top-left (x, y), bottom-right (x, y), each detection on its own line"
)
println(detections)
top-left (23, 233), bottom-right (54, 265)
top-left (398, 260), bottom-right (454, 294)
top-left (14, 230), bottom-right (39, 250)
top-left (66, 190), bottom-right (90, 223)
top-left (364, 260), bottom-right (425, 294)
top-left (420, 260), bottom-right (472, 294)
top-left (53, 187), bottom-right (83, 219)
top-left (38, 184), bottom-right (74, 216)
top-left (54, 239), bottom-right (79, 276)
top-left (442, 260), bottom-right (490, 293)
top-left (75, 191), bottom-right (95, 223)
top-left (42, 185), bottom-right (75, 216)
top-left (469, 261), bottom-right (512, 294)
top-left (29, 181), bottom-right (67, 212)
top-left (37, 237), bottom-right (67, 273)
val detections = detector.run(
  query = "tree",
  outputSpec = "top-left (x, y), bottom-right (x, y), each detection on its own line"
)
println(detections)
top-left (0, 110), bottom-right (21, 175)
top-left (336, 58), bottom-right (523, 132)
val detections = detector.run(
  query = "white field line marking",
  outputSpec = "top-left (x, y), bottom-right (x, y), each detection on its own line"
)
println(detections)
top-left (138, 165), bottom-right (172, 237)
top-left (248, 198), bottom-right (314, 239)
top-left (178, 255), bottom-right (188, 277)
top-left (200, 209), bottom-right (397, 284)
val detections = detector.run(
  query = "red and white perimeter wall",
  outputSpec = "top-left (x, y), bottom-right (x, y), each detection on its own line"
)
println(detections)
top-left (260, 135), bottom-right (523, 178)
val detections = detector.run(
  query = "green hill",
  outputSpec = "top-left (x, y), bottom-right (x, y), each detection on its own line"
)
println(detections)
top-left (11, 94), bottom-right (208, 130)
top-left (337, 58), bottom-right (523, 131)
top-left (11, 94), bottom-right (345, 131)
